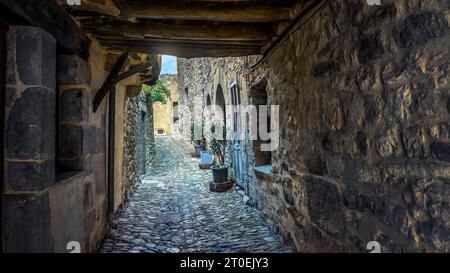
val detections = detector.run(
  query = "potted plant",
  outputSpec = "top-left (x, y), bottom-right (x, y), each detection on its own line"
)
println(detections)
top-left (209, 124), bottom-right (228, 183)
top-left (191, 123), bottom-right (206, 157)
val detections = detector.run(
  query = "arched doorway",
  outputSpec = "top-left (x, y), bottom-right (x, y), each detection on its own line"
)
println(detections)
top-left (215, 84), bottom-right (226, 128)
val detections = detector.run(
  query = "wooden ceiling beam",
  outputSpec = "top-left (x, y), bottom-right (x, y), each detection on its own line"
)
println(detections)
top-left (118, 3), bottom-right (293, 22)
top-left (96, 35), bottom-right (267, 46)
top-left (96, 35), bottom-right (267, 47)
top-left (0, 0), bottom-right (90, 58)
top-left (84, 21), bottom-right (274, 42)
top-left (98, 40), bottom-right (261, 58)
top-left (62, 0), bottom-right (120, 16)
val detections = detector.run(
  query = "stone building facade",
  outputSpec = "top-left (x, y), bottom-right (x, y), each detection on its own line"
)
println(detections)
top-left (122, 92), bottom-right (154, 203)
top-left (2, 25), bottom-right (159, 252)
top-left (178, 0), bottom-right (450, 252)
top-left (153, 74), bottom-right (180, 136)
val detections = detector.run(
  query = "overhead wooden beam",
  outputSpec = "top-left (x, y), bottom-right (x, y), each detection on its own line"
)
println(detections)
top-left (62, 0), bottom-right (120, 16)
top-left (118, 3), bottom-right (293, 22)
top-left (95, 35), bottom-right (267, 46)
top-left (84, 21), bottom-right (274, 41)
top-left (0, 0), bottom-right (91, 58)
top-left (93, 50), bottom-right (129, 112)
top-left (98, 41), bottom-right (261, 58)
top-left (117, 62), bottom-right (152, 82)
top-left (97, 36), bottom-right (265, 49)
top-left (128, 0), bottom-right (298, 5)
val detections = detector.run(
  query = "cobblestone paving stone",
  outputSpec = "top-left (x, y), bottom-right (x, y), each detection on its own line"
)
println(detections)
top-left (98, 136), bottom-right (294, 253)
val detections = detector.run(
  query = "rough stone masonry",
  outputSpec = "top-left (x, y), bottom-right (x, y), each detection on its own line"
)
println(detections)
top-left (178, 0), bottom-right (450, 252)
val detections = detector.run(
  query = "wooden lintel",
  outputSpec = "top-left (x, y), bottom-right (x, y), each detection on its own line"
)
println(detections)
top-left (84, 21), bottom-right (274, 41)
top-left (96, 35), bottom-right (267, 47)
top-left (101, 43), bottom-right (261, 58)
top-left (0, 0), bottom-right (91, 58)
top-left (119, 3), bottom-right (293, 23)
top-left (62, 0), bottom-right (120, 16)
top-left (117, 62), bottom-right (152, 82)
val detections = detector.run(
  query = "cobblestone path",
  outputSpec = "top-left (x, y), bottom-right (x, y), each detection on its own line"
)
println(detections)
top-left (99, 136), bottom-right (293, 253)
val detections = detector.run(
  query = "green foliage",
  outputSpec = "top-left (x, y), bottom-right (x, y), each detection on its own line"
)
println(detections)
top-left (142, 80), bottom-right (170, 104)
top-left (209, 124), bottom-right (227, 167)
top-left (190, 123), bottom-right (206, 147)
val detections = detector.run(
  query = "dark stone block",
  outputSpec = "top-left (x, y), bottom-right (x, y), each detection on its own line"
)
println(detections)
top-left (15, 26), bottom-right (56, 89)
top-left (3, 193), bottom-right (54, 252)
top-left (6, 29), bottom-right (16, 85)
top-left (364, 95), bottom-right (379, 125)
top-left (60, 88), bottom-right (87, 122)
top-left (305, 176), bottom-right (341, 218)
top-left (363, 4), bottom-right (397, 30)
top-left (312, 61), bottom-right (339, 78)
top-left (7, 160), bottom-right (55, 191)
top-left (58, 158), bottom-right (83, 171)
top-left (57, 55), bottom-right (91, 85)
top-left (305, 175), bottom-right (343, 234)
top-left (402, 126), bottom-right (426, 159)
top-left (322, 132), bottom-right (333, 151)
top-left (358, 33), bottom-right (384, 64)
top-left (431, 142), bottom-right (450, 161)
top-left (59, 124), bottom-right (83, 159)
top-left (307, 154), bottom-right (325, 175)
top-left (395, 12), bottom-right (449, 48)
top-left (356, 131), bottom-right (367, 156)
top-left (6, 87), bottom-right (55, 159)
top-left (5, 86), bottom-right (17, 109)
top-left (343, 186), bottom-right (387, 215)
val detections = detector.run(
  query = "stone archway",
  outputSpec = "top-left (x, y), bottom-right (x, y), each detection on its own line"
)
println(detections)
top-left (214, 84), bottom-right (226, 129)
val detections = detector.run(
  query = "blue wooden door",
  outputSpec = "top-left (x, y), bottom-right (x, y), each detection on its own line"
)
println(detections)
top-left (231, 84), bottom-right (244, 188)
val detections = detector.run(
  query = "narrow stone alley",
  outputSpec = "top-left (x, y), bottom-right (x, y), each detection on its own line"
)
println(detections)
top-left (98, 136), bottom-right (293, 253)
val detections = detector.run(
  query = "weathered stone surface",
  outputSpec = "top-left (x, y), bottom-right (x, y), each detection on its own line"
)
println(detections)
top-left (312, 61), bottom-right (339, 78)
top-left (7, 160), bottom-right (55, 191)
top-left (60, 88), bottom-right (88, 122)
top-left (3, 193), bottom-right (54, 252)
top-left (83, 126), bottom-right (98, 155)
top-left (57, 54), bottom-right (91, 85)
top-left (177, 0), bottom-right (450, 253)
top-left (15, 26), bottom-right (56, 90)
top-left (122, 92), bottom-right (154, 199)
top-left (6, 87), bottom-right (55, 159)
top-left (395, 12), bottom-right (449, 48)
top-left (430, 142), bottom-right (450, 161)
top-left (358, 33), bottom-right (384, 64)
top-left (59, 125), bottom-right (83, 159)
top-left (98, 137), bottom-right (293, 253)
top-left (305, 175), bottom-right (343, 235)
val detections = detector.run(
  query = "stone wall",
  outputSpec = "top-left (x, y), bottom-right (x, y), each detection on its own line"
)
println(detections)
top-left (178, 0), bottom-right (450, 253)
top-left (3, 26), bottom-right (157, 252)
top-left (3, 26), bottom-right (108, 252)
top-left (153, 74), bottom-right (179, 136)
top-left (122, 92), bottom-right (154, 202)
top-left (178, 59), bottom-right (214, 140)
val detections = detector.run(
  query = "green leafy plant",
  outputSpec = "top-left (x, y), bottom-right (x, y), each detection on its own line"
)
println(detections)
top-left (209, 124), bottom-right (227, 168)
top-left (142, 80), bottom-right (170, 104)
top-left (190, 123), bottom-right (206, 147)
